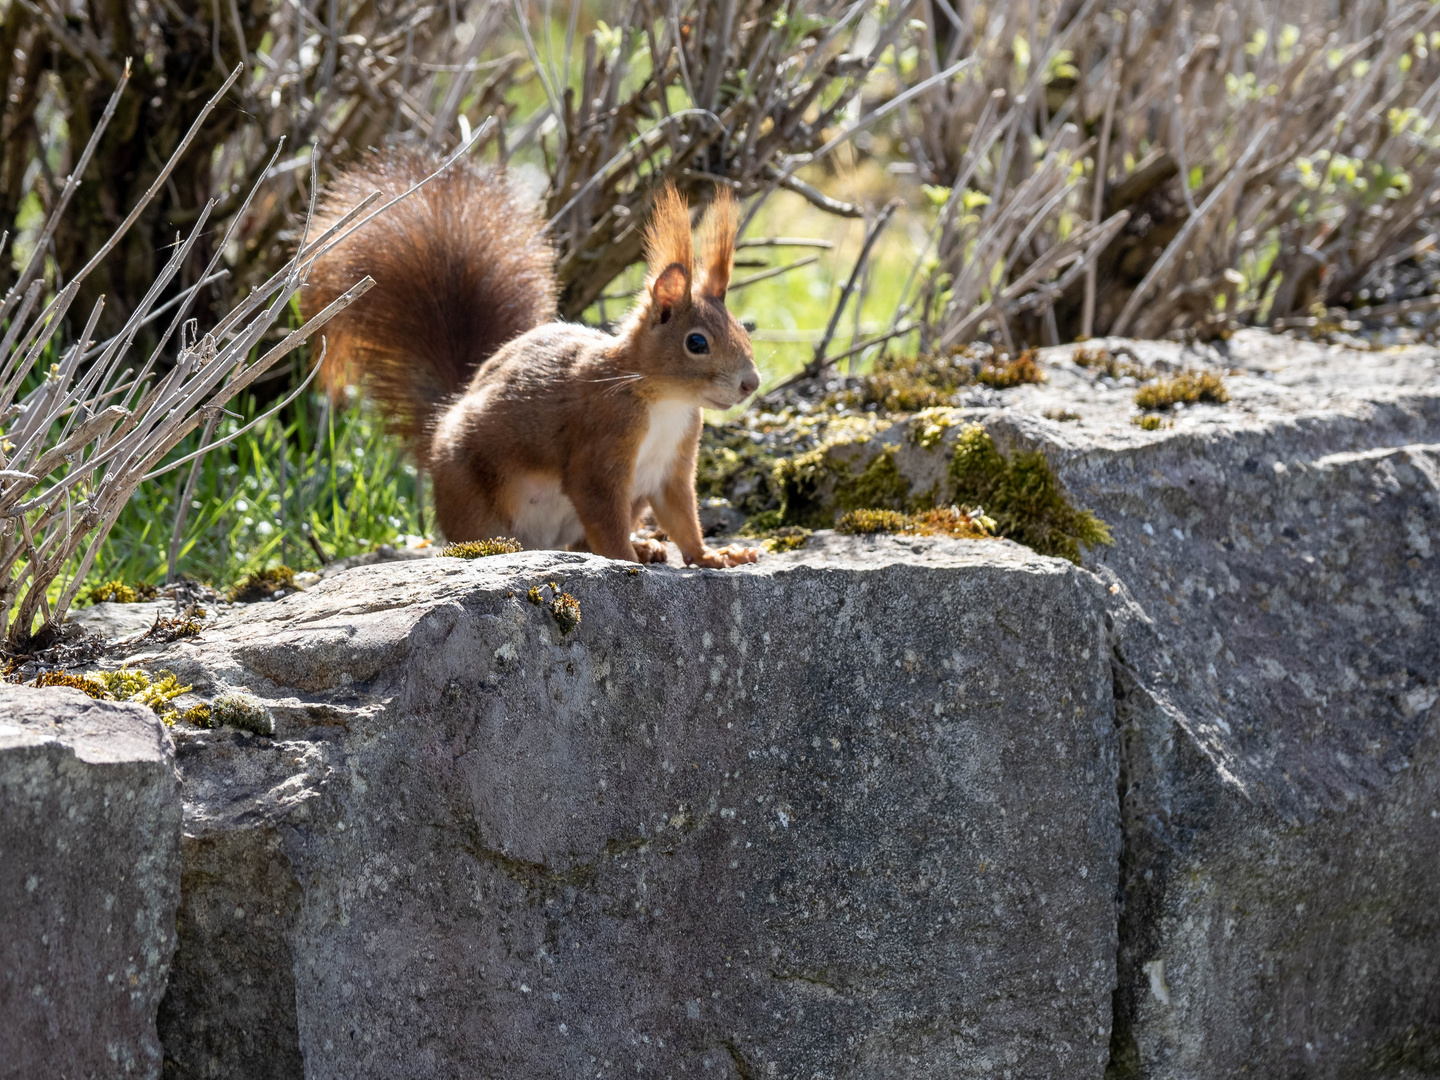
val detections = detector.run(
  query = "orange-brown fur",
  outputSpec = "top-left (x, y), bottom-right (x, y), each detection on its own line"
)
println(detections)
top-left (303, 153), bottom-right (760, 566)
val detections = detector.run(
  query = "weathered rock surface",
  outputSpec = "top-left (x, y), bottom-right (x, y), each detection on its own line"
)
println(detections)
top-left (64, 600), bottom-right (173, 643)
top-left (0, 686), bottom-right (181, 1079)
top-left (738, 331), bottom-right (1440, 1078)
top-left (148, 538), bottom-right (1120, 1079)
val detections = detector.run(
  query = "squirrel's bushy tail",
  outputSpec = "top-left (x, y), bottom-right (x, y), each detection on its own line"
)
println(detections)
top-left (302, 149), bottom-right (556, 462)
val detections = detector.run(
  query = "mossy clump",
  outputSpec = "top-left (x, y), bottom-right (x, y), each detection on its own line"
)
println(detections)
top-left (826, 353), bottom-right (969, 413)
top-left (1134, 371), bottom-right (1229, 411)
top-left (147, 614), bottom-right (204, 642)
top-left (98, 668), bottom-right (151, 699)
top-left (1073, 346), bottom-right (1153, 381)
top-left (776, 443), bottom-right (912, 528)
top-left (550, 592), bottom-right (582, 635)
top-left (85, 579), bottom-right (158, 605)
top-left (909, 409), bottom-right (960, 449)
top-left (526, 582), bottom-right (581, 634)
top-left (1132, 414), bottom-right (1170, 431)
top-left (132, 673), bottom-right (193, 720)
top-left (34, 670), bottom-right (108, 698)
top-left (32, 666), bottom-right (198, 724)
top-left (976, 348), bottom-right (1046, 389)
top-left (210, 692), bottom-right (273, 735)
top-left (697, 425), bottom-right (784, 517)
top-left (738, 508), bottom-right (785, 536)
top-left (174, 703), bottom-right (214, 728)
top-left (761, 526), bottom-right (812, 553)
top-left (837, 505), bottom-right (996, 540)
top-left (228, 565), bottom-right (296, 603)
top-left (948, 425), bottom-right (1112, 564)
top-left (441, 538), bottom-right (522, 558)
top-left (1044, 409), bottom-right (1082, 422)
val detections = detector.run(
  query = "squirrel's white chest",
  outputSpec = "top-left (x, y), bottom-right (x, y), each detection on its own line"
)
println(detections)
top-left (631, 400), bottom-right (696, 499)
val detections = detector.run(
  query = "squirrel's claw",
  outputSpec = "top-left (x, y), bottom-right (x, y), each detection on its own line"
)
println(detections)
top-left (688, 544), bottom-right (761, 568)
top-left (633, 538), bottom-right (669, 564)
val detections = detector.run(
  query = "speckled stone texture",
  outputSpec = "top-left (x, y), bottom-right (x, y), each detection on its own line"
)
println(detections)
top-left (730, 331), bottom-right (1440, 1078)
top-left (148, 538), bottom-right (1120, 1080)
top-left (0, 685), bottom-right (181, 1079)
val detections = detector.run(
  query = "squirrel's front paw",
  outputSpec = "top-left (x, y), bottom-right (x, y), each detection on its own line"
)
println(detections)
top-left (632, 538), bottom-right (669, 564)
top-left (688, 544), bottom-right (761, 568)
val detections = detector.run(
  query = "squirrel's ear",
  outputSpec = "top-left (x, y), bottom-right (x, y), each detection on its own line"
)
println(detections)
top-left (650, 262), bottom-right (691, 323)
top-left (698, 186), bottom-right (737, 300)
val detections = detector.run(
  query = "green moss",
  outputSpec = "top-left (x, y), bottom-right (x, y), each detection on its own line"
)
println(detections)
top-left (211, 692), bottom-right (273, 735)
top-left (133, 673), bottom-right (192, 719)
top-left (910, 409), bottom-right (960, 449)
top-left (776, 442), bottom-right (912, 528)
top-left (948, 425), bottom-right (1112, 563)
top-left (738, 508), bottom-right (785, 536)
top-left (762, 526), bottom-right (812, 553)
top-left (34, 671), bottom-right (108, 697)
top-left (85, 579), bottom-right (157, 605)
top-left (975, 348), bottom-right (1046, 388)
top-left (99, 668), bottom-right (151, 699)
top-left (228, 565), bottom-right (296, 603)
top-left (441, 538), bottom-right (522, 558)
top-left (550, 593), bottom-right (582, 635)
top-left (697, 425), bottom-right (783, 517)
top-left (1132, 414), bottom-right (1168, 431)
top-left (525, 583), bottom-right (580, 634)
top-left (174, 703), bottom-right (213, 728)
top-left (837, 506), bottom-right (995, 540)
top-left (839, 445), bottom-right (910, 512)
top-left (1134, 371), bottom-right (1229, 411)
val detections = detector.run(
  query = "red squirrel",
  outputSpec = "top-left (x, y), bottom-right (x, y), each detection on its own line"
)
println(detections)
top-left (303, 149), bottom-right (761, 567)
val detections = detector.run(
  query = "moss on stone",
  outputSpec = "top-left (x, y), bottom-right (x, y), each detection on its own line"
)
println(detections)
top-left (228, 565), bottom-right (296, 603)
top-left (85, 579), bottom-right (157, 605)
top-left (1134, 370), bottom-right (1229, 411)
top-left (550, 592), bottom-right (582, 635)
top-left (837, 506), bottom-right (995, 540)
top-left (776, 442), bottom-right (911, 528)
top-left (975, 348), bottom-right (1046, 388)
top-left (761, 527), bottom-right (812, 553)
top-left (697, 425), bottom-right (783, 517)
top-left (211, 692), bottom-right (273, 735)
top-left (34, 670), bottom-right (108, 698)
top-left (948, 425), bottom-right (1112, 564)
top-left (442, 538), bottom-right (522, 558)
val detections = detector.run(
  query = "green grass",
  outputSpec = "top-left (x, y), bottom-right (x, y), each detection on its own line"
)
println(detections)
top-left (83, 358), bottom-right (428, 592)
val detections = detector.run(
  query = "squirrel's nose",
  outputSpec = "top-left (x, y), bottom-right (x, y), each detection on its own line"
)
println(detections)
top-left (739, 374), bottom-right (759, 396)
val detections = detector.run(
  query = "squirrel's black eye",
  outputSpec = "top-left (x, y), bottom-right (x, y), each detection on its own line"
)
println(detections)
top-left (685, 332), bottom-right (710, 354)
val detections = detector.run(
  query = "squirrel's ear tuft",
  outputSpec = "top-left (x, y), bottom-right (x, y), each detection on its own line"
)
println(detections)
top-left (644, 183), bottom-right (693, 322)
top-left (644, 182), bottom-right (694, 285)
top-left (699, 186), bottom-right (737, 300)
